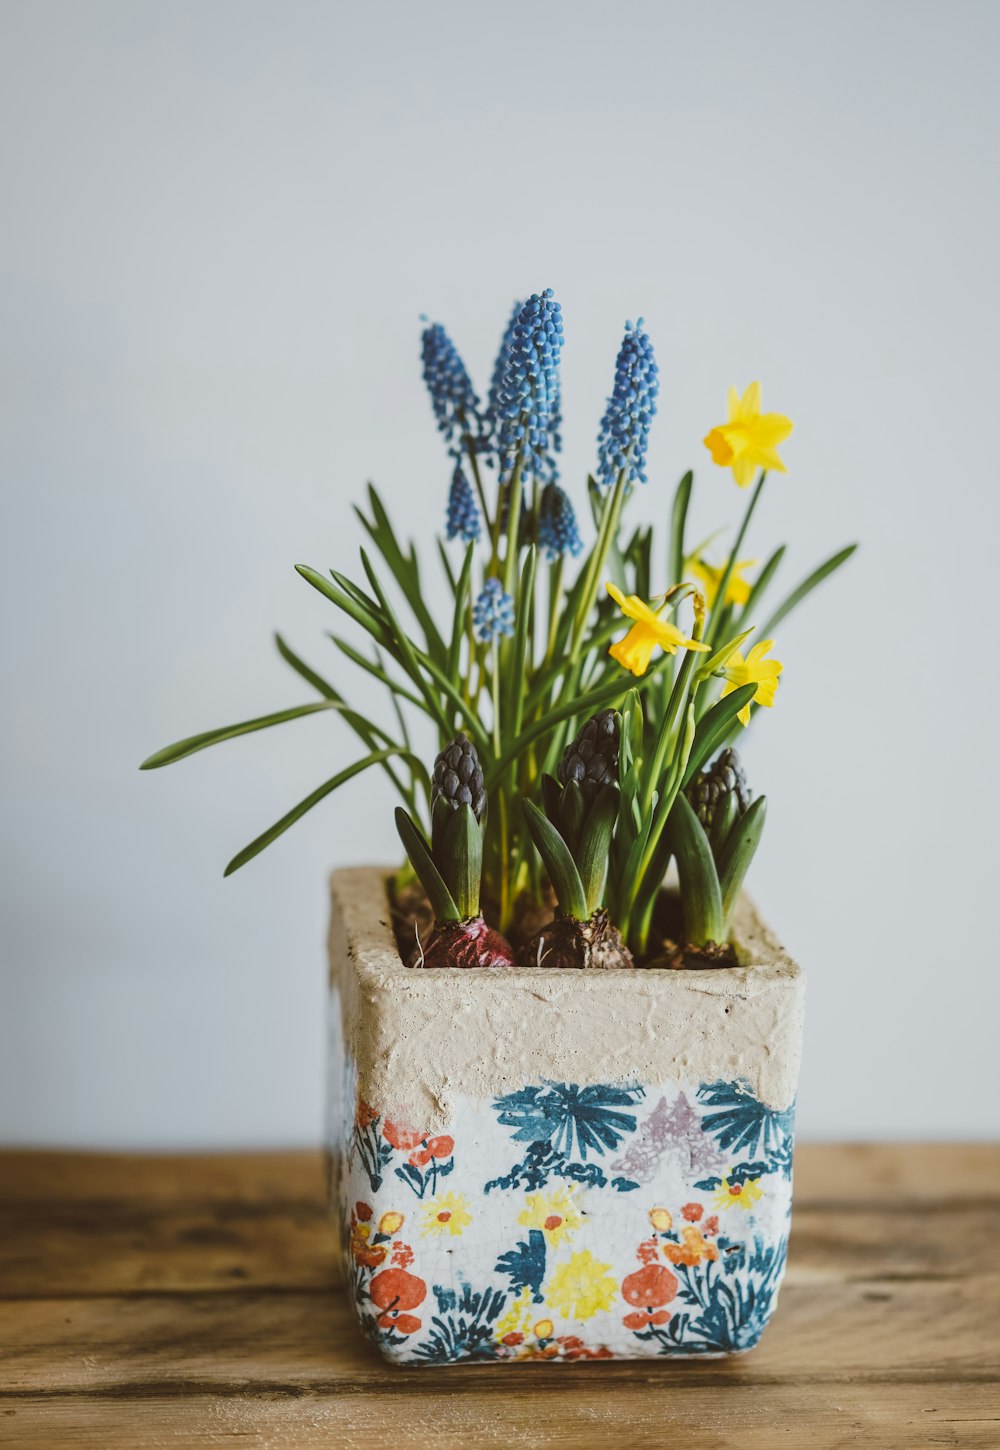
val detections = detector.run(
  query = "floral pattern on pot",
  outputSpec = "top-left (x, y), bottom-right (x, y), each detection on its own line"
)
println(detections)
top-left (340, 1076), bottom-right (795, 1363)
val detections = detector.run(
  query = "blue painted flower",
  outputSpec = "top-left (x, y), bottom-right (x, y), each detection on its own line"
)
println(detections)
top-left (596, 318), bottom-right (660, 490)
top-left (445, 463), bottom-right (481, 543)
top-left (538, 482), bottom-right (583, 561)
top-left (473, 578), bottom-right (515, 643)
top-left (494, 289), bottom-right (564, 486)
top-left (421, 321), bottom-right (482, 458)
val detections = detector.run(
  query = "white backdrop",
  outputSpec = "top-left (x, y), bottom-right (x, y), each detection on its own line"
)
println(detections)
top-left (2, 0), bottom-right (998, 1145)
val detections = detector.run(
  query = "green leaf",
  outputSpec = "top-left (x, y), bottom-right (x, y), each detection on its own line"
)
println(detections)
top-left (447, 542), bottom-right (476, 685)
top-left (328, 636), bottom-right (425, 711)
top-left (693, 627), bottom-right (755, 686)
top-left (668, 792), bottom-right (724, 945)
top-left (709, 789), bottom-right (739, 861)
top-left (521, 799), bottom-right (587, 920)
top-left (681, 684), bottom-right (756, 787)
top-left (394, 807), bottom-right (461, 922)
top-left (577, 784), bottom-right (619, 913)
top-left (740, 544), bottom-right (786, 623)
top-left (540, 773), bottom-right (562, 820)
top-left (669, 470), bottom-right (693, 588)
top-left (505, 544), bottom-right (537, 742)
top-left (223, 750), bottom-right (408, 876)
top-left (141, 700), bottom-right (345, 770)
top-left (274, 633), bottom-right (339, 700)
top-left (360, 549), bottom-right (451, 736)
top-left (441, 803), bottom-right (482, 918)
top-left (758, 544), bottom-right (858, 638)
top-left (357, 484), bottom-right (447, 664)
top-left (437, 538), bottom-right (458, 594)
top-left (718, 795), bottom-right (767, 928)
top-left (295, 565), bottom-right (395, 650)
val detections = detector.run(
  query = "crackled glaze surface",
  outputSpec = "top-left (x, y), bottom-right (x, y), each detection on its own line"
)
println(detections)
top-left (336, 1073), bottom-right (794, 1363)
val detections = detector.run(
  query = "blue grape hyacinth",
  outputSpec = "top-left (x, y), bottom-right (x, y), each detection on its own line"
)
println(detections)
top-left (473, 578), bottom-right (515, 643)
top-left (596, 318), bottom-right (660, 490)
top-left (445, 463), bottom-right (481, 543)
top-left (494, 290), bottom-right (564, 486)
top-left (484, 299), bottom-right (522, 444)
top-left (421, 321), bottom-right (482, 458)
top-left (538, 482), bottom-right (583, 561)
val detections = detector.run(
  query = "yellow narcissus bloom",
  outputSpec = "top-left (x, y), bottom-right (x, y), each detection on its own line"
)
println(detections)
top-left (607, 582), bottom-right (710, 677)
top-left (704, 382), bottom-right (793, 488)
top-left (722, 639), bottom-right (783, 726)
top-left (687, 555), bottom-right (757, 609)
top-left (713, 1174), bottom-right (764, 1212)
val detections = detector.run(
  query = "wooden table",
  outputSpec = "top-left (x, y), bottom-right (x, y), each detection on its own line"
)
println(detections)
top-left (1, 1146), bottom-right (997, 1448)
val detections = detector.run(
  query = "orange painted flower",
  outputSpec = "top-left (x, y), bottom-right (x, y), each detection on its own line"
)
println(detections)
top-left (425, 1134), bottom-right (454, 1159)
top-left (349, 1221), bottom-right (387, 1269)
top-left (370, 1265), bottom-right (426, 1335)
top-left (663, 1226), bottom-right (720, 1266)
top-left (648, 1207), bottom-right (673, 1233)
top-left (378, 1310), bottom-right (421, 1335)
top-left (623, 1309), bottom-right (671, 1330)
top-left (621, 1263), bottom-right (678, 1310)
top-left (704, 1215), bottom-right (719, 1236)
top-left (382, 1118), bottom-right (425, 1152)
top-left (682, 1202), bottom-right (704, 1223)
top-left (354, 1201), bottom-right (373, 1222)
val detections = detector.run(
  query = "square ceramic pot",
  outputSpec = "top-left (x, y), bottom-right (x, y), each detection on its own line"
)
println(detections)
top-left (327, 867), bottom-right (804, 1365)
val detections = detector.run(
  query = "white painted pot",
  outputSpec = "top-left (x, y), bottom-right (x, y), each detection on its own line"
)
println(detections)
top-left (327, 867), bottom-right (804, 1364)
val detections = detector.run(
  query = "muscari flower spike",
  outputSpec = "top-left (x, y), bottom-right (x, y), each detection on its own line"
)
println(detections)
top-left (596, 318), bottom-right (660, 490)
top-left (421, 320), bottom-right (482, 458)
top-left (445, 463), bottom-right (481, 543)
top-left (538, 482), bottom-right (583, 561)
top-left (494, 289), bottom-right (565, 486)
top-left (473, 578), bottom-right (515, 643)
top-left (484, 299), bottom-right (523, 445)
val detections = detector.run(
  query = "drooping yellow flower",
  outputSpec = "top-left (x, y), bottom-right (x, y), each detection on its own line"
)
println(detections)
top-left (518, 1186), bottom-right (585, 1246)
top-left (713, 1174), bottom-right (764, 1212)
top-left (687, 555), bottom-right (758, 610)
top-left (377, 1210), bottom-right (404, 1236)
top-left (607, 582), bottom-right (710, 677)
top-left (420, 1190), bottom-right (473, 1238)
top-left (544, 1249), bottom-right (618, 1321)
top-left (704, 382), bottom-right (793, 488)
top-left (721, 639), bottom-right (783, 726)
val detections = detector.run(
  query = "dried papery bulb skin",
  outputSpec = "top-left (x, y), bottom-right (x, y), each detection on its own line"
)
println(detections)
top-left (686, 747), bottom-right (752, 831)
top-left (413, 916), bottom-right (516, 969)
top-left (557, 709), bottom-right (620, 806)
top-left (431, 733), bottom-right (486, 822)
top-left (520, 909), bottom-right (633, 970)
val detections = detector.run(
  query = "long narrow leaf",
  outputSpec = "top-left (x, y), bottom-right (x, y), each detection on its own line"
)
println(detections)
top-left (295, 565), bottom-right (395, 650)
top-left (395, 807), bottom-right (460, 921)
top-left (681, 684), bottom-right (756, 787)
top-left (448, 542), bottom-right (475, 685)
top-left (224, 750), bottom-right (413, 876)
top-left (358, 484), bottom-right (447, 664)
top-left (360, 549), bottom-right (451, 736)
top-left (274, 633), bottom-right (339, 700)
top-left (668, 792), bottom-right (724, 944)
top-left (577, 784), bottom-right (619, 913)
top-left (141, 700), bottom-right (345, 770)
top-left (329, 635), bottom-right (425, 711)
top-left (758, 544), bottom-right (858, 638)
top-left (669, 470), bottom-right (693, 587)
top-left (718, 795), bottom-right (767, 927)
top-left (505, 545), bottom-right (537, 742)
top-left (739, 544), bottom-right (786, 624)
top-left (522, 800), bottom-right (587, 919)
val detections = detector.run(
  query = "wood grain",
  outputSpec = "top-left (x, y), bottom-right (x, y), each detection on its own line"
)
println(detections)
top-left (1, 1146), bottom-right (997, 1449)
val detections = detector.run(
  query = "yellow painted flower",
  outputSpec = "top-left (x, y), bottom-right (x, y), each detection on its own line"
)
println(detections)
top-left (648, 1207), bottom-right (673, 1233)
top-left (687, 555), bottom-right (757, 610)
top-left (378, 1210), bottom-right (404, 1236)
top-left (713, 1174), bottom-right (764, 1212)
top-left (544, 1250), bottom-right (618, 1321)
top-left (494, 1287), bottom-right (533, 1343)
top-left (704, 382), bottom-right (793, 488)
top-left (721, 639), bottom-right (783, 726)
top-left (607, 582), bottom-right (710, 677)
top-left (518, 1186), bottom-right (585, 1246)
top-left (533, 1318), bottom-right (554, 1340)
top-left (420, 1191), bottom-right (473, 1238)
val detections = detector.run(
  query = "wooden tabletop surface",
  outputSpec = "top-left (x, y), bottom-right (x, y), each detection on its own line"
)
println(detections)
top-left (1, 1145), bottom-right (998, 1448)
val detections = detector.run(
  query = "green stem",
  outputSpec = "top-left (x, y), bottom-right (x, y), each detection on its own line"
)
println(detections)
top-left (569, 466), bottom-right (628, 657)
top-left (463, 431), bottom-right (492, 542)
top-left (706, 472), bottom-right (767, 648)
top-left (502, 457), bottom-right (525, 599)
top-left (545, 555), bottom-right (565, 664)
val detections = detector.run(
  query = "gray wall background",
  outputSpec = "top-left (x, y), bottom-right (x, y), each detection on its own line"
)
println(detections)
top-left (2, 0), bottom-right (998, 1146)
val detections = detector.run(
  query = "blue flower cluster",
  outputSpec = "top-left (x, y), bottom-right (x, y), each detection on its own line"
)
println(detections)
top-left (484, 300), bottom-right (522, 441)
top-left (494, 290), bottom-right (564, 486)
top-left (538, 482), bottom-right (583, 561)
top-left (473, 578), bottom-right (515, 643)
top-left (445, 463), bottom-right (481, 543)
top-left (421, 321), bottom-right (482, 458)
top-left (595, 318), bottom-right (659, 490)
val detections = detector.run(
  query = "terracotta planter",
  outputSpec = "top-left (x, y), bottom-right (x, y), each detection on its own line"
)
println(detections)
top-left (327, 867), bottom-right (804, 1364)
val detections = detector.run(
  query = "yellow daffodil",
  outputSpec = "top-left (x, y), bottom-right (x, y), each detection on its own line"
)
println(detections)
top-left (420, 1191), bottom-right (473, 1238)
top-left (544, 1249), bottom-right (618, 1321)
top-left (704, 382), bottom-right (793, 488)
top-left (607, 582), bottom-right (710, 677)
top-left (687, 555), bottom-right (758, 610)
top-left (518, 1186), bottom-right (585, 1246)
top-left (721, 639), bottom-right (783, 726)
